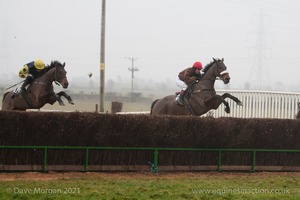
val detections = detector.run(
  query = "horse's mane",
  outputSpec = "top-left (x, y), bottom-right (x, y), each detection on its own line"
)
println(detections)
top-left (46, 60), bottom-right (64, 71)
top-left (202, 60), bottom-right (215, 75)
top-left (202, 58), bottom-right (221, 75)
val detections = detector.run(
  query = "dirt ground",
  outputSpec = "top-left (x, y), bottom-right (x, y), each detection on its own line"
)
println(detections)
top-left (1, 171), bottom-right (300, 181)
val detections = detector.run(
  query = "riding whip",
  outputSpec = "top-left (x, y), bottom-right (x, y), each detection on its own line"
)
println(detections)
top-left (5, 80), bottom-right (25, 90)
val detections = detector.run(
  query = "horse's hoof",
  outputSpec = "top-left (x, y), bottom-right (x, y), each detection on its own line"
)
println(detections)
top-left (225, 107), bottom-right (230, 113)
top-left (59, 101), bottom-right (65, 106)
top-left (68, 100), bottom-right (74, 105)
top-left (238, 101), bottom-right (243, 106)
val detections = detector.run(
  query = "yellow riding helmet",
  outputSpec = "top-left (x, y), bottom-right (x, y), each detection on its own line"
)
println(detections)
top-left (34, 59), bottom-right (45, 70)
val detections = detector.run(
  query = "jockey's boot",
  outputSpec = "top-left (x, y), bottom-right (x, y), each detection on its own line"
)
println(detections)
top-left (176, 90), bottom-right (185, 106)
top-left (20, 79), bottom-right (30, 98)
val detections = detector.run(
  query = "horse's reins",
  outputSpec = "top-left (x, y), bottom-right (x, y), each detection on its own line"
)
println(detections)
top-left (31, 66), bottom-right (65, 86)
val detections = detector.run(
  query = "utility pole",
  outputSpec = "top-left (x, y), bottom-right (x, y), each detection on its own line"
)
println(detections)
top-left (127, 57), bottom-right (139, 98)
top-left (99, 0), bottom-right (106, 112)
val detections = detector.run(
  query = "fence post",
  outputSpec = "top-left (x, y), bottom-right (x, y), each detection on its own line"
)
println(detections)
top-left (217, 150), bottom-right (222, 172)
top-left (85, 147), bottom-right (89, 172)
top-left (153, 149), bottom-right (159, 172)
top-left (252, 150), bottom-right (256, 172)
top-left (43, 147), bottom-right (48, 172)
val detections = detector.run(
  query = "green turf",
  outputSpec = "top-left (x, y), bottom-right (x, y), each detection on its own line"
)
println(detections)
top-left (0, 172), bottom-right (300, 200)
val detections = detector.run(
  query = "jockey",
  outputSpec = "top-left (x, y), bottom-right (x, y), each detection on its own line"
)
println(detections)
top-left (175, 61), bottom-right (203, 105)
top-left (18, 59), bottom-right (46, 96)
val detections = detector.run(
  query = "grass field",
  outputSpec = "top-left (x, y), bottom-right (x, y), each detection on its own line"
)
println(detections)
top-left (0, 172), bottom-right (299, 200)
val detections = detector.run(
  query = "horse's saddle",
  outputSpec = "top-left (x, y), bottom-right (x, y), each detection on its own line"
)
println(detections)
top-left (11, 88), bottom-right (22, 98)
top-left (175, 80), bottom-right (206, 113)
top-left (175, 80), bottom-right (198, 102)
top-left (11, 87), bottom-right (31, 99)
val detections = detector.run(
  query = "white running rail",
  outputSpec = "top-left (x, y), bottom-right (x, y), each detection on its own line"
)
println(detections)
top-left (31, 90), bottom-right (299, 119)
top-left (207, 90), bottom-right (300, 119)
top-left (121, 90), bottom-right (300, 119)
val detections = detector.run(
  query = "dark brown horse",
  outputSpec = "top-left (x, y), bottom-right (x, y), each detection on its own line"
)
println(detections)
top-left (151, 58), bottom-right (243, 116)
top-left (2, 61), bottom-right (74, 111)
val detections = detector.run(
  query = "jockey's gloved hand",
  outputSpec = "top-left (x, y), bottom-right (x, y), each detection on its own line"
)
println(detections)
top-left (188, 77), bottom-right (196, 84)
top-left (26, 74), bottom-right (34, 81)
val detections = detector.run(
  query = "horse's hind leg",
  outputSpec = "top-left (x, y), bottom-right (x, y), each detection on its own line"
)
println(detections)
top-left (57, 91), bottom-right (74, 105)
top-left (222, 93), bottom-right (243, 106)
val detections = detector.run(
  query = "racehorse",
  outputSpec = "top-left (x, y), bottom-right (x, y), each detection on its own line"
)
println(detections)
top-left (1, 61), bottom-right (74, 111)
top-left (150, 58), bottom-right (243, 116)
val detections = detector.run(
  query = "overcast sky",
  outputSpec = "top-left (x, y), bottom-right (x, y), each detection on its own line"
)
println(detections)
top-left (1, 0), bottom-right (300, 91)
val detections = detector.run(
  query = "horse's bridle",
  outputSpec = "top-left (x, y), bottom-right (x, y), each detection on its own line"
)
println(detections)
top-left (54, 66), bottom-right (67, 83)
top-left (199, 60), bottom-right (228, 82)
top-left (214, 60), bottom-right (229, 82)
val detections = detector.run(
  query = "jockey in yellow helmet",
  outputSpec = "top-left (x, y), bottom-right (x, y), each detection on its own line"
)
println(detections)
top-left (18, 59), bottom-right (46, 96)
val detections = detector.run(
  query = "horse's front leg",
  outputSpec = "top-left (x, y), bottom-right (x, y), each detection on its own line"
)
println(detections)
top-left (56, 96), bottom-right (65, 106)
top-left (205, 95), bottom-right (231, 113)
top-left (53, 92), bottom-right (65, 106)
top-left (222, 100), bottom-right (230, 113)
top-left (48, 92), bottom-right (65, 106)
top-left (221, 93), bottom-right (243, 106)
top-left (56, 91), bottom-right (74, 105)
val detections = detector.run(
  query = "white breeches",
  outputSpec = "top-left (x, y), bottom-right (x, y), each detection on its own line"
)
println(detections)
top-left (175, 77), bottom-right (187, 90)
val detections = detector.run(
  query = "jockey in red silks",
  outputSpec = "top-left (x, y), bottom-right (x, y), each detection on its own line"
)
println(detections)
top-left (175, 61), bottom-right (203, 105)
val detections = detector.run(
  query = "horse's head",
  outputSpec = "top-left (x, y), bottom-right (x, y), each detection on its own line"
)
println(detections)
top-left (212, 58), bottom-right (230, 84)
top-left (49, 61), bottom-right (69, 88)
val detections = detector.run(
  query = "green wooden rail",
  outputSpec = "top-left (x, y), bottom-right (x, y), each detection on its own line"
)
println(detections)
top-left (1, 146), bottom-right (300, 172)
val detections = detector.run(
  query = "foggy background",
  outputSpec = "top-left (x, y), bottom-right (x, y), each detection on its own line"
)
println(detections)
top-left (1, 0), bottom-right (300, 95)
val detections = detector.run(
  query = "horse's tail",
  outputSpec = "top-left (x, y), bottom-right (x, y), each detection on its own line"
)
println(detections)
top-left (150, 99), bottom-right (159, 114)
